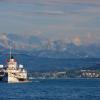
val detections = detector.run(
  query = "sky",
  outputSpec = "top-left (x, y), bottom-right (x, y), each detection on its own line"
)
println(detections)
top-left (0, 0), bottom-right (100, 44)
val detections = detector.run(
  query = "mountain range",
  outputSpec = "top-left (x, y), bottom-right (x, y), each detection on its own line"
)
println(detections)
top-left (0, 33), bottom-right (100, 58)
top-left (0, 33), bottom-right (99, 71)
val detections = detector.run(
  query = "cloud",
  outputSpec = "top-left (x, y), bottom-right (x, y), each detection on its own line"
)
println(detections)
top-left (0, 33), bottom-right (10, 48)
top-left (0, 0), bottom-right (99, 44)
top-left (72, 36), bottom-right (81, 45)
top-left (1, 0), bottom-right (100, 4)
top-left (81, 7), bottom-right (100, 15)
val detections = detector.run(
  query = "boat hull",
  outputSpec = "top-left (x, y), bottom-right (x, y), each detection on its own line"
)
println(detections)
top-left (3, 73), bottom-right (28, 83)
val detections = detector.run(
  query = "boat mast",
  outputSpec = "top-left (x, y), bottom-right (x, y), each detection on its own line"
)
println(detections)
top-left (10, 45), bottom-right (12, 59)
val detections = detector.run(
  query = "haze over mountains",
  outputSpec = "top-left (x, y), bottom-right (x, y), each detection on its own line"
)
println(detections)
top-left (0, 33), bottom-right (100, 58)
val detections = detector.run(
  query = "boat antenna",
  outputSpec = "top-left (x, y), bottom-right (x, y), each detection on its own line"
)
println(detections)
top-left (10, 45), bottom-right (12, 59)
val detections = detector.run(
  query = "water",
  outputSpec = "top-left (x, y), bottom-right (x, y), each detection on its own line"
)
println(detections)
top-left (0, 79), bottom-right (100, 100)
top-left (0, 58), bottom-right (100, 100)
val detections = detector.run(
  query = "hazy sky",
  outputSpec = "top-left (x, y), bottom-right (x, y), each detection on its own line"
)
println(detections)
top-left (0, 0), bottom-right (100, 44)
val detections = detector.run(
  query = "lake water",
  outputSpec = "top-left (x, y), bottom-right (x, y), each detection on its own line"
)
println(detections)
top-left (0, 79), bottom-right (100, 100)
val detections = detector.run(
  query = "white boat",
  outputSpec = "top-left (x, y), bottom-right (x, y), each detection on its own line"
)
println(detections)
top-left (3, 47), bottom-right (28, 83)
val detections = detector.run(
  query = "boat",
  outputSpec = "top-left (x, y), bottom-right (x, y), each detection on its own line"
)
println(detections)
top-left (3, 47), bottom-right (28, 83)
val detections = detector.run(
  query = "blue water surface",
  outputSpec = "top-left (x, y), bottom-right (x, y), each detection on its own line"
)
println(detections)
top-left (0, 79), bottom-right (100, 100)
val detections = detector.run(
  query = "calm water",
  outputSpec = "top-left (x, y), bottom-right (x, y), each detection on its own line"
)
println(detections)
top-left (0, 79), bottom-right (100, 100)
